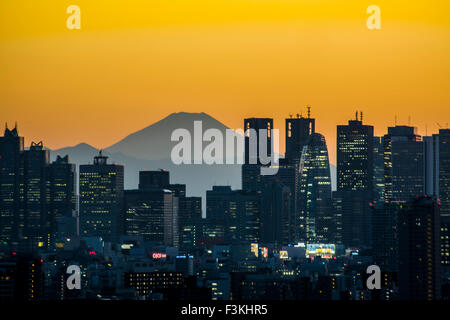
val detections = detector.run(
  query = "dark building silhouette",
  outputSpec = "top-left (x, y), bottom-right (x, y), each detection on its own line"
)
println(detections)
top-left (206, 186), bottom-right (260, 244)
top-left (260, 178), bottom-right (291, 245)
top-left (424, 134), bottom-right (439, 197)
top-left (47, 155), bottom-right (76, 245)
top-left (139, 170), bottom-right (170, 189)
top-left (137, 170), bottom-right (202, 248)
top-left (336, 114), bottom-right (374, 247)
top-left (439, 129), bottom-right (450, 223)
top-left (21, 141), bottom-right (50, 249)
top-left (384, 126), bottom-right (424, 204)
top-left (373, 136), bottom-right (385, 205)
top-left (123, 189), bottom-right (177, 245)
top-left (0, 254), bottom-right (43, 301)
top-left (424, 130), bottom-right (450, 266)
top-left (179, 196), bottom-right (202, 249)
top-left (285, 108), bottom-right (315, 160)
top-left (0, 124), bottom-right (24, 245)
top-left (399, 196), bottom-right (441, 300)
top-left (242, 118), bottom-right (273, 193)
top-left (372, 203), bottom-right (399, 271)
top-left (79, 151), bottom-right (124, 243)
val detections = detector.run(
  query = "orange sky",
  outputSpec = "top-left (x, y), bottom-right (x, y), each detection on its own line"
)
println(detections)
top-left (1, 0), bottom-right (449, 164)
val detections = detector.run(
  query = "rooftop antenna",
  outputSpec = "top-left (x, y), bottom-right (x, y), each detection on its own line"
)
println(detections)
top-left (360, 111), bottom-right (363, 122)
top-left (355, 110), bottom-right (358, 121)
top-left (5, 122), bottom-right (8, 130)
top-left (307, 105), bottom-right (311, 119)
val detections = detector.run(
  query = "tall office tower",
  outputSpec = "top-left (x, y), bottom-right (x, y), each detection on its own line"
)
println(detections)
top-left (180, 196), bottom-right (202, 249)
top-left (21, 141), bottom-right (50, 249)
top-left (439, 129), bottom-right (450, 222)
top-left (47, 155), bottom-right (76, 244)
top-left (372, 203), bottom-right (400, 271)
top-left (373, 137), bottom-right (385, 205)
top-left (383, 126), bottom-right (424, 204)
top-left (79, 151), bottom-right (124, 243)
top-left (139, 170), bottom-right (180, 246)
top-left (260, 180), bottom-right (291, 245)
top-left (260, 158), bottom-right (298, 244)
top-left (242, 118), bottom-right (273, 193)
top-left (283, 108), bottom-right (316, 243)
top-left (424, 130), bottom-right (450, 266)
top-left (138, 170), bottom-right (186, 247)
top-left (0, 124), bottom-right (24, 245)
top-left (399, 196), bottom-right (441, 300)
top-left (123, 189), bottom-right (177, 245)
top-left (285, 108), bottom-right (315, 160)
top-left (298, 133), bottom-right (333, 243)
top-left (336, 113), bottom-right (374, 248)
top-left (332, 192), bottom-right (343, 245)
top-left (206, 186), bottom-right (260, 244)
top-left (423, 134), bottom-right (439, 196)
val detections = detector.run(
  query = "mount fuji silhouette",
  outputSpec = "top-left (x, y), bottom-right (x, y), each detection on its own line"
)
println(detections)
top-left (51, 112), bottom-right (242, 206)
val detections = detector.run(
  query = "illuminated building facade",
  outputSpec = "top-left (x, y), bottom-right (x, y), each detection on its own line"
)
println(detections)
top-left (298, 133), bottom-right (333, 243)
top-left (336, 114), bottom-right (374, 248)
top-left (79, 151), bottom-right (124, 243)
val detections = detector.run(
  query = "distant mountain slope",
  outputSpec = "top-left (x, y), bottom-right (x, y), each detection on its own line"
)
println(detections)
top-left (105, 112), bottom-right (229, 161)
top-left (51, 113), bottom-right (242, 210)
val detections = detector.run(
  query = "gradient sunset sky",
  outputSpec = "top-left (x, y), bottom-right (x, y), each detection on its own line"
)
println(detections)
top-left (1, 0), bottom-right (449, 164)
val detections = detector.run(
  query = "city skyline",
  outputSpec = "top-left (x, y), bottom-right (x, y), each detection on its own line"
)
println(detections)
top-left (1, 111), bottom-right (446, 167)
top-left (1, 1), bottom-right (450, 163)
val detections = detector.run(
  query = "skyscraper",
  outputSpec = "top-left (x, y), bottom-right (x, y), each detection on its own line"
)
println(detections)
top-left (285, 108), bottom-right (315, 160)
top-left (373, 136), bottom-right (385, 205)
top-left (21, 141), bottom-right (50, 249)
top-left (439, 129), bottom-right (450, 223)
top-left (206, 186), bottom-right (260, 244)
top-left (79, 151), bottom-right (124, 243)
top-left (242, 118), bottom-right (273, 193)
top-left (123, 189), bottom-right (177, 245)
top-left (383, 125), bottom-right (424, 204)
top-left (399, 196), bottom-right (441, 300)
top-left (47, 155), bottom-right (76, 245)
top-left (298, 133), bottom-right (333, 243)
top-left (0, 124), bottom-right (23, 245)
top-left (336, 114), bottom-right (374, 248)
